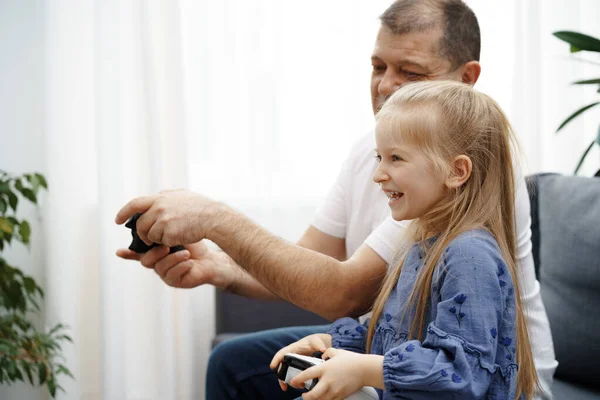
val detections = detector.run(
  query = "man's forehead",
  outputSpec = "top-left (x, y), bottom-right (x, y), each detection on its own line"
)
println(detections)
top-left (373, 26), bottom-right (442, 56)
top-left (371, 27), bottom-right (449, 71)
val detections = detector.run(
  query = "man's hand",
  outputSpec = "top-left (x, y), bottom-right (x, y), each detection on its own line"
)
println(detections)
top-left (116, 241), bottom-right (233, 290)
top-left (115, 189), bottom-right (226, 247)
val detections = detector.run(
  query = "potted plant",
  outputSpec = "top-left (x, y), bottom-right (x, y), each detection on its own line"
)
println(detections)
top-left (0, 170), bottom-right (73, 397)
top-left (553, 31), bottom-right (600, 175)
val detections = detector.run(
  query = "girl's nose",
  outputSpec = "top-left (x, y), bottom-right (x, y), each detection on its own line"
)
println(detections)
top-left (373, 163), bottom-right (389, 184)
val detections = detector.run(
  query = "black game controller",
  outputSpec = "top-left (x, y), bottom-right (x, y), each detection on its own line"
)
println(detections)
top-left (125, 213), bottom-right (186, 254)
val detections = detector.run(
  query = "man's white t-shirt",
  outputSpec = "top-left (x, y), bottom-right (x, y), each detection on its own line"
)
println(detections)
top-left (312, 132), bottom-right (557, 399)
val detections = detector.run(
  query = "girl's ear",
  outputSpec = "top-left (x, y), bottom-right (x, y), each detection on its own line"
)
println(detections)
top-left (445, 155), bottom-right (472, 189)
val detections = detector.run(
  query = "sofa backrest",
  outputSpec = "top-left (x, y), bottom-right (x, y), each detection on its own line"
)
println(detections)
top-left (527, 174), bottom-right (600, 388)
top-left (216, 291), bottom-right (328, 334)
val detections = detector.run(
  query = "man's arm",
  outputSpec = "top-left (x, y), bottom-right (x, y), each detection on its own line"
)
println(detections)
top-left (115, 192), bottom-right (387, 320)
top-left (209, 205), bottom-right (387, 321)
top-left (217, 227), bottom-right (347, 304)
top-left (207, 228), bottom-right (346, 301)
top-left (296, 225), bottom-right (347, 261)
top-left (116, 227), bottom-right (348, 303)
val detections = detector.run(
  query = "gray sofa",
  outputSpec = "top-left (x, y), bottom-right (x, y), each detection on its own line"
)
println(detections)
top-left (528, 174), bottom-right (600, 399)
top-left (213, 174), bottom-right (600, 399)
top-left (213, 292), bottom-right (327, 348)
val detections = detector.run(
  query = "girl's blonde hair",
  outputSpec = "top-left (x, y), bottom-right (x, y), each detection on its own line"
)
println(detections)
top-left (366, 80), bottom-right (539, 399)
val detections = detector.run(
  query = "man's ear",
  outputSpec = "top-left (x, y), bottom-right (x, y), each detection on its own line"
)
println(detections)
top-left (446, 155), bottom-right (472, 189)
top-left (460, 61), bottom-right (481, 85)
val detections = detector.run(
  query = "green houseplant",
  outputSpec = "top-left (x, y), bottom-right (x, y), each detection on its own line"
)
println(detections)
top-left (553, 31), bottom-right (600, 175)
top-left (0, 170), bottom-right (73, 397)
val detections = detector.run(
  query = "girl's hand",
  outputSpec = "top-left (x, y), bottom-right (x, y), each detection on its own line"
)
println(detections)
top-left (269, 333), bottom-right (332, 391)
top-left (290, 348), bottom-right (369, 400)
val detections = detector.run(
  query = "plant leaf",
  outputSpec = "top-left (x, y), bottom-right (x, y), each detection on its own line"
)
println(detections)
top-left (21, 188), bottom-right (37, 204)
top-left (0, 181), bottom-right (9, 194)
top-left (7, 191), bottom-right (18, 211)
top-left (573, 78), bottom-right (600, 85)
top-left (57, 364), bottom-right (74, 379)
top-left (15, 179), bottom-right (24, 192)
top-left (38, 362), bottom-right (48, 385)
top-left (19, 221), bottom-right (31, 244)
top-left (556, 102), bottom-right (600, 132)
top-left (21, 361), bottom-right (34, 385)
top-left (0, 198), bottom-right (6, 214)
top-left (0, 218), bottom-right (13, 234)
top-left (574, 140), bottom-right (596, 174)
top-left (48, 378), bottom-right (57, 397)
top-left (554, 31), bottom-right (600, 52)
top-left (35, 173), bottom-right (48, 189)
top-left (23, 276), bottom-right (37, 294)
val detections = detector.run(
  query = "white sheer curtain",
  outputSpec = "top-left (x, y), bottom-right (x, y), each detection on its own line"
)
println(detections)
top-left (41, 0), bottom-right (209, 399)
top-left (468, 0), bottom-right (600, 175)
top-left (1, 1), bottom-right (599, 400)
top-left (181, 0), bottom-right (600, 228)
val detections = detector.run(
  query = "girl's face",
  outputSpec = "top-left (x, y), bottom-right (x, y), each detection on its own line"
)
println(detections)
top-left (373, 122), bottom-right (449, 222)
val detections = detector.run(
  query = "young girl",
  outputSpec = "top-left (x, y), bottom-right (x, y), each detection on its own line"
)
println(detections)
top-left (270, 81), bottom-right (539, 399)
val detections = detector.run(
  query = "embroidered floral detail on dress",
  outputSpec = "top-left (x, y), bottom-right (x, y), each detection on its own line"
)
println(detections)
top-left (448, 294), bottom-right (467, 327)
top-left (500, 336), bottom-right (513, 361)
top-left (451, 373), bottom-right (462, 383)
top-left (428, 369), bottom-right (463, 387)
top-left (497, 264), bottom-right (505, 277)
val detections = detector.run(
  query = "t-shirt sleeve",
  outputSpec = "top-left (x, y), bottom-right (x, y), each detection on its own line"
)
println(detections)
top-left (311, 144), bottom-right (357, 238)
top-left (364, 217), bottom-right (408, 264)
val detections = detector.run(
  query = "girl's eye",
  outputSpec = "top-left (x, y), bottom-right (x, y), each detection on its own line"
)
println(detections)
top-left (391, 155), bottom-right (402, 162)
top-left (374, 155), bottom-right (382, 163)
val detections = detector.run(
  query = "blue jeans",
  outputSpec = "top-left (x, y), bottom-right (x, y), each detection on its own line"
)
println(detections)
top-left (206, 325), bottom-right (330, 400)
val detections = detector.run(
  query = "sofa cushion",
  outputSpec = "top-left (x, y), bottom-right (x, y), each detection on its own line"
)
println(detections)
top-left (552, 378), bottom-right (600, 400)
top-left (538, 175), bottom-right (600, 388)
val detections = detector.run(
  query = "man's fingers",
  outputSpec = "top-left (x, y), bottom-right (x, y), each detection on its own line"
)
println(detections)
top-left (115, 195), bottom-right (156, 225)
top-left (116, 248), bottom-right (141, 261)
top-left (139, 246), bottom-right (170, 269)
top-left (134, 210), bottom-right (160, 246)
top-left (155, 252), bottom-right (192, 278)
top-left (154, 249), bottom-right (190, 273)
top-left (163, 261), bottom-right (194, 286)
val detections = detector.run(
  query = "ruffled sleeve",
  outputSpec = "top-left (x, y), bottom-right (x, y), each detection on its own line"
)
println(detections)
top-left (328, 317), bottom-right (369, 354)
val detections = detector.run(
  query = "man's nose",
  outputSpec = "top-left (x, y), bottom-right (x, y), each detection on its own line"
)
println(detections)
top-left (378, 71), bottom-right (403, 97)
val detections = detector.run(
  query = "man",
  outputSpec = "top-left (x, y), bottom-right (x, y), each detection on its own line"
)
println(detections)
top-left (116, 1), bottom-right (557, 398)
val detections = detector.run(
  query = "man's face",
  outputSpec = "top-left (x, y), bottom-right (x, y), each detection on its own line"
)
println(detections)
top-left (370, 26), bottom-right (460, 114)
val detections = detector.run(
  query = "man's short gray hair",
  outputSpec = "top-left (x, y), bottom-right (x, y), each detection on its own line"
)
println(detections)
top-left (380, 0), bottom-right (480, 69)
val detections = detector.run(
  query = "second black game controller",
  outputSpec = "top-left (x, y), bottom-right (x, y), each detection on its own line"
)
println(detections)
top-left (125, 213), bottom-right (186, 254)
